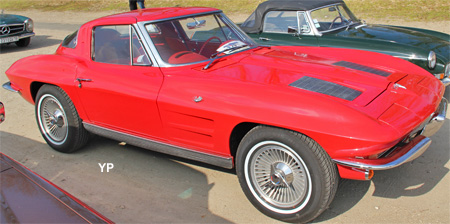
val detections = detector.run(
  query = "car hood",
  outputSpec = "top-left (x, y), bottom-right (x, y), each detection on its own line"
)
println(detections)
top-left (211, 46), bottom-right (443, 123)
top-left (331, 24), bottom-right (450, 61)
top-left (0, 14), bottom-right (27, 25)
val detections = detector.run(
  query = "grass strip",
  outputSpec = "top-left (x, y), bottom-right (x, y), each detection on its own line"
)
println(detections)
top-left (1, 0), bottom-right (449, 21)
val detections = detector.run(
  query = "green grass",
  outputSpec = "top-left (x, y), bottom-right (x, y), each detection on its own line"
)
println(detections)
top-left (1, 0), bottom-right (449, 21)
top-left (346, 0), bottom-right (450, 21)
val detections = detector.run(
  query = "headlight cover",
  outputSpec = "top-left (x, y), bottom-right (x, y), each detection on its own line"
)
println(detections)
top-left (25, 19), bottom-right (34, 32)
top-left (428, 51), bottom-right (436, 69)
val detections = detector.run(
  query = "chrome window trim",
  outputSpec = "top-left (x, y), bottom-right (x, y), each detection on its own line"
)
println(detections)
top-left (140, 10), bottom-right (223, 24)
top-left (137, 12), bottom-right (258, 68)
top-left (262, 10), bottom-right (300, 34)
top-left (297, 11), bottom-right (314, 36)
top-left (130, 24), bottom-right (153, 66)
top-left (307, 3), bottom-right (357, 36)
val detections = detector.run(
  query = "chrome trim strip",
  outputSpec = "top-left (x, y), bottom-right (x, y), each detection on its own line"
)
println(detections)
top-left (83, 123), bottom-right (234, 169)
top-left (334, 137), bottom-right (432, 170)
top-left (0, 23), bottom-right (24, 28)
top-left (2, 82), bottom-right (19, 93)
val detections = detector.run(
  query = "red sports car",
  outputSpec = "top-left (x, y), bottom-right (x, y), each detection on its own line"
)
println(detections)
top-left (3, 7), bottom-right (447, 223)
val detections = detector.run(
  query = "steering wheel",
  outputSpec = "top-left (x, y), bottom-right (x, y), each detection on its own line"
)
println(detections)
top-left (329, 16), bottom-right (342, 29)
top-left (199, 36), bottom-right (222, 56)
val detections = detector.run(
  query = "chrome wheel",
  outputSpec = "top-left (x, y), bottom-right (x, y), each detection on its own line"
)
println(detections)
top-left (245, 141), bottom-right (312, 214)
top-left (37, 94), bottom-right (68, 145)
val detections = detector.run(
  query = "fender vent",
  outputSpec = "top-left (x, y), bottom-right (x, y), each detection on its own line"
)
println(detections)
top-left (334, 61), bottom-right (391, 77)
top-left (290, 76), bottom-right (362, 101)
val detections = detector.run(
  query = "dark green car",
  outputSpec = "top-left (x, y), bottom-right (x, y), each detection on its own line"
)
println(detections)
top-left (0, 12), bottom-right (35, 48)
top-left (241, 0), bottom-right (450, 86)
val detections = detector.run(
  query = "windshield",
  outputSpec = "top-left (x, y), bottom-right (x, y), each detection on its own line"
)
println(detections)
top-left (310, 4), bottom-right (358, 33)
top-left (146, 13), bottom-right (257, 65)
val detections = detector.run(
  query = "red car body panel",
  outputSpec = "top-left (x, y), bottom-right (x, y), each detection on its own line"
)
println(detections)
top-left (4, 7), bottom-right (446, 179)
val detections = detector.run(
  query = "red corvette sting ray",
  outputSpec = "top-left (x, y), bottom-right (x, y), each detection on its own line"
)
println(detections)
top-left (3, 7), bottom-right (447, 223)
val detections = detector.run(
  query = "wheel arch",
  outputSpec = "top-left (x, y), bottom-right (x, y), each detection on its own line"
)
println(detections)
top-left (228, 122), bottom-right (322, 166)
top-left (30, 81), bottom-right (47, 102)
top-left (30, 82), bottom-right (88, 122)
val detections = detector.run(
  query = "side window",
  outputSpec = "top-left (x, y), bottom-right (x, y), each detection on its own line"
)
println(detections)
top-left (62, 30), bottom-right (78, 48)
top-left (92, 25), bottom-right (150, 66)
top-left (263, 11), bottom-right (298, 33)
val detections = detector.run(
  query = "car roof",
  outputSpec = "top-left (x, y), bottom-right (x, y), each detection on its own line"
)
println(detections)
top-left (241, 0), bottom-right (344, 33)
top-left (90, 7), bottom-right (221, 25)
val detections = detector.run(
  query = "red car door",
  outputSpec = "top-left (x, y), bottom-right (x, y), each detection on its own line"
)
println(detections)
top-left (75, 25), bottom-right (164, 139)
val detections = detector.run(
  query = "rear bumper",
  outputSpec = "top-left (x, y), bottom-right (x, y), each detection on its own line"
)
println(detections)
top-left (334, 97), bottom-right (447, 171)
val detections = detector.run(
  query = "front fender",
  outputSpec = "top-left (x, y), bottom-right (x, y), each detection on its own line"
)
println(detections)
top-left (5, 55), bottom-right (87, 120)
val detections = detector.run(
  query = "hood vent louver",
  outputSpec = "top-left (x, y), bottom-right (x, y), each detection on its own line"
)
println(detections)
top-left (290, 76), bottom-right (362, 101)
top-left (334, 61), bottom-right (392, 77)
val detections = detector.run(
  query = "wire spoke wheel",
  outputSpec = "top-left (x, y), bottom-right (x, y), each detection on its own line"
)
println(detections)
top-left (35, 85), bottom-right (89, 153)
top-left (38, 94), bottom-right (68, 144)
top-left (236, 126), bottom-right (338, 223)
top-left (246, 141), bottom-right (311, 213)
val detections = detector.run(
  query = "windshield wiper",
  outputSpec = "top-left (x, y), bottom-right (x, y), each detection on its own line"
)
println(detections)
top-left (203, 44), bottom-right (249, 70)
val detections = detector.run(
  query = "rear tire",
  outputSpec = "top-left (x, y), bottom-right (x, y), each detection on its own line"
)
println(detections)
top-left (236, 126), bottom-right (338, 223)
top-left (15, 37), bottom-right (31, 47)
top-left (35, 85), bottom-right (89, 153)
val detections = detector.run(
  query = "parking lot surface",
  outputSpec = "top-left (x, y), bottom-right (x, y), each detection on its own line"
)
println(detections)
top-left (1, 10), bottom-right (449, 223)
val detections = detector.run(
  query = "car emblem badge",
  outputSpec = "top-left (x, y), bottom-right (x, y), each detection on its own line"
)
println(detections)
top-left (1, 26), bottom-right (10, 35)
top-left (193, 96), bottom-right (203, 103)
top-left (393, 83), bottom-right (407, 90)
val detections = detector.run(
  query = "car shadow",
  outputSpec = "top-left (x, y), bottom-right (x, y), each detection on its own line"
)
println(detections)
top-left (315, 110), bottom-right (450, 222)
top-left (0, 35), bottom-right (62, 54)
top-left (0, 131), bottom-right (231, 223)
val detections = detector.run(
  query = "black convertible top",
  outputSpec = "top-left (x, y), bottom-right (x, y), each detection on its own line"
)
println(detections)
top-left (241, 0), bottom-right (344, 33)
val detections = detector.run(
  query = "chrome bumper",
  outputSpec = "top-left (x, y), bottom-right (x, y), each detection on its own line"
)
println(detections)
top-left (334, 97), bottom-right (447, 170)
top-left (2, 82), bottom-right (19, 93)
top-left (19, 32), bottom-right (35, 40)
top-left (441, 77), bottom-right (450, 87)
top-left (422, 97), bottom-right (448, 137)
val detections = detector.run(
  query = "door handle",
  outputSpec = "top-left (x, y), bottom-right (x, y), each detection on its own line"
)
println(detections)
top-left (76, 78), bottom-right (92, 88)
top-left (259, 37), bottom-right (271, 41)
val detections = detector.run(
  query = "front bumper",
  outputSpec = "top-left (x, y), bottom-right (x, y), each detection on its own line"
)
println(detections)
top-left (2, 81), bottom-right (20, 93)
top-left (441, 77), bottom-right (450, 87)
top-left (334, 97), bottom-right (447, 171)
top-left (0, 32), bottom-right (35, 44)
top-left (434, 63), bottom-right (450, 87)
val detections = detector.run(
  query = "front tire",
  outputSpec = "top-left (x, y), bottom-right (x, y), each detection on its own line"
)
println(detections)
top-left (236, 126), bottom-right (338, 223)
top-left (15, 37), bottom-right (31, 47)
top-left (35, 85), bottom-right (89, 153)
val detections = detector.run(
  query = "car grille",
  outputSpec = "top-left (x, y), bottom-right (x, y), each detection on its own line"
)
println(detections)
top-left (333, 61), bottom-right (392, 77)
top-left (0, 24), bottom-right (24, 37)
top-left (290, 76), bottom-right (362, 101)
